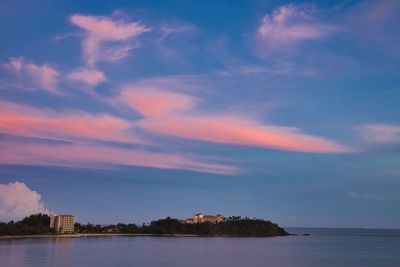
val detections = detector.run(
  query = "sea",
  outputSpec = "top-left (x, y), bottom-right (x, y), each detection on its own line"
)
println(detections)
top-left (0, 228), bottom-right (399, 267)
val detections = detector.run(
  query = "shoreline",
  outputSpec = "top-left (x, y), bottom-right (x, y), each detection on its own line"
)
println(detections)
top-left (0, 233), bottom-right (197, 239)
top-left (0, 233), bottom-right (288, 240)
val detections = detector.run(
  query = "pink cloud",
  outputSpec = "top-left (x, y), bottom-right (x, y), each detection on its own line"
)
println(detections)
top-left (257, 4), bottom-right (335, 51)
top-left (0, 101), bottom-right (140, 144)
top-left (121, 89), bottom-right (198, 118)
top-left (67, 68), bottom-right (106, 86)
top-left (140, 117), bottom-right (350, 153)
top-left (0, 100), bottom-right (239, 174)
top-left (0, 141), bottom-right (239, 175)
top-left (4, 57), bottom-right (23, 72)
top-left (118, 85), bottom-right (351, 153)
top-left (70, 14), bottom-right (150, 65)
top-left (359, 124), bottom-right (400, 144)
top-left (2, 57), bottom-right (60, 94)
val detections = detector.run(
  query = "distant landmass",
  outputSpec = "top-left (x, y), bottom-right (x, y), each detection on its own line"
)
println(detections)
top-left (0, 214), bottom-right (288, 237)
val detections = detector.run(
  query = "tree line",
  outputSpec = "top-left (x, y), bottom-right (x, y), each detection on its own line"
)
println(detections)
top-left (1, 214), bottom-right (288, 237)
top-left (0, 214), bottom-right (55, 235)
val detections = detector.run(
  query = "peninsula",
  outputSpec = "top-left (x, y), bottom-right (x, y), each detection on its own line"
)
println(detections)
top-left (0, 213), bottom-right (288, 237)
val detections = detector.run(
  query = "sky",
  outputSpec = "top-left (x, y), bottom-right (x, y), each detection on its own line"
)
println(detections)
top-left (0, 0), bottom-right (399, 228)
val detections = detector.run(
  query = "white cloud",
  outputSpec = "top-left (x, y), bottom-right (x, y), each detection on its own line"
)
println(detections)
top-left (0, 182), bottom-right (49, 222)
top-left (70, 14), bottom-right (150, 65)
top-left (67, 68), bottom-right (106, 86)
top-left (2, 57), bottom-right (60, 94)
top-left (258, 4), bottom-right (335, 51)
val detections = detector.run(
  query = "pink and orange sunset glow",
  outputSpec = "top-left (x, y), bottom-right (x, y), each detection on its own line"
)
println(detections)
top-left (0, 0), bottom-right (399, 230)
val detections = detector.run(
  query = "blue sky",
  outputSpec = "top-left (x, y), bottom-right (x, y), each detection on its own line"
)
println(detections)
top-left (0, 0), bottom-right (399, 228)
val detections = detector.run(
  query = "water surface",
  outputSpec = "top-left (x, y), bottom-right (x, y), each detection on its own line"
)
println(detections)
top-left (1, 228), bottom-right (399, 267)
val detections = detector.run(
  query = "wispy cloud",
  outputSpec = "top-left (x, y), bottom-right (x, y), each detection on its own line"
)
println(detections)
top-left (117, 78), bottom-right (351, 153)
top-left (344, 0), bottom-right (400, 40)
top-left (159, 22), bottom-right (196, 40)
top-left (257, 4), bottom-right (336, 52)
top-left (0, 181), bottom-right (49, 222)
top-left (347, 191), bottom-right (386, 200)
top-left (70, 13), bottom-right (150, 65)
top-left (0, 100), bottom-right (141, 144)
top-left (0, 100), bottom-right (238, 175)
top-left (359, 124), bottom-right (400, 144)
top-left (67, 68), bottom-right (106, 86)
top-left (0, 141), bottom-right (239, 175)
top-left (338, 0), bottom-right (400, 59)
top-left (215, 62), bottom-right (322, 79)
top-left (2, 57), bottom-right (60, 94)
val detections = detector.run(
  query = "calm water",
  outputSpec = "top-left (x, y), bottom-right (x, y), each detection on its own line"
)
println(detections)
top-left (1, 228), bottom-right (400, 267)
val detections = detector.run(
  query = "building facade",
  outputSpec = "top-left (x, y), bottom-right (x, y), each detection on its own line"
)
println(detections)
top-left (183, 213), bottom-right (225, 224)
top-left (50, 214), bottom-right (75, 233)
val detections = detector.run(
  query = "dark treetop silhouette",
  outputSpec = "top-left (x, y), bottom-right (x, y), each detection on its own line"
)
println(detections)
top-left (1, 214), bottom-right (288, 237)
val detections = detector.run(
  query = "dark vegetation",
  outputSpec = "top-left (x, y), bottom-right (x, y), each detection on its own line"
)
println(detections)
top-left (1, 214), bottom-right (288, 237)
top-left (0, 214), bottom-right (55, 235)
top-left (140, 217), bottom-right (288, 236)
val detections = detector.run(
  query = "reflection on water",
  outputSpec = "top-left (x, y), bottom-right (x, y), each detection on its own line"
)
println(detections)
top-left (1, 228), bottom-right (400, 267)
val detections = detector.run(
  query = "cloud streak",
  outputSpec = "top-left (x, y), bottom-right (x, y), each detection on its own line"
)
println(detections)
top-left (159, 22), bottom-right (196, 40)
top-left (118, 80), bottom-right (351, 153)
top-left (347, 192), bottom-right (386, 200)
top-left (0, 101), bottom-right (140, 144)
top-left (0, 100), bottom-right (238, 174)
top-left (0, 141), bottom-right (239, 175)
top-left (359, 124), bottom-right (400, 144)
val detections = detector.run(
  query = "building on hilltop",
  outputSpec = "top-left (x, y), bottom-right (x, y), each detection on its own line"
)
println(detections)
top-left (50, 214), bottom-right (75, 233)
top-left (194, 213), bottom-right (225, 223)
top-left (182, 213), bottom-right (225, 224)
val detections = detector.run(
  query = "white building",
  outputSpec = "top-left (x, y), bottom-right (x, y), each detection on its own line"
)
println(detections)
top-left (191, 213), bottom-right (225, 224)
top-left (50, 214), bottom-right (75, 233)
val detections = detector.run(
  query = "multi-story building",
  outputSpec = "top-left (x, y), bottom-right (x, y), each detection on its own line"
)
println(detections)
top-left (182, 213), bottom-right (224, 224)
top-left (50, 214), bottom-right (75, 233)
